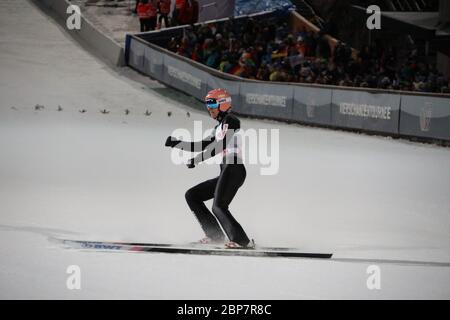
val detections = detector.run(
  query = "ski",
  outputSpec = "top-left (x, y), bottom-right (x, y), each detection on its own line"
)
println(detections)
top-left (52, 238), bottom-right (333, 259)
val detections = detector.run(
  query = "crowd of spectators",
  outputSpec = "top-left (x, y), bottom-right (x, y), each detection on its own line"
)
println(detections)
top-left (166, 15), bottom-right (450, 94)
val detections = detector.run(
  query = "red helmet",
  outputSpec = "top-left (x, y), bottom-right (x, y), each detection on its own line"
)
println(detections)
top-left (205, 88), bottom-right (232, 112)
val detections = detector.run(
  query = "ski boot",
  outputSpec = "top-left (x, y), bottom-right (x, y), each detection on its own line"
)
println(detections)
top-left (225, 239), bottom-right (256, 250)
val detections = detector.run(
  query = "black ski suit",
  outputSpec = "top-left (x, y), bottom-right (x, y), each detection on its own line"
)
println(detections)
top-left (168, 112), bottom-right (250, 246)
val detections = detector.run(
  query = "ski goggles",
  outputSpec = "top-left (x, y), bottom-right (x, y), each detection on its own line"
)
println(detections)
top-left (205, 98), bottom-right (219, 109)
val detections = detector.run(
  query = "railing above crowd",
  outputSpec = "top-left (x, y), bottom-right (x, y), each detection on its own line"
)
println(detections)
top-left (125, 10), bottom-right (450, 143)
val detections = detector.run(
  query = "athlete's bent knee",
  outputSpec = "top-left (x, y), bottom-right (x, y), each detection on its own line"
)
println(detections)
top-left (212, 202), bottom-right (228, 216)
top-left (185, 188), bottom-right (196, 204)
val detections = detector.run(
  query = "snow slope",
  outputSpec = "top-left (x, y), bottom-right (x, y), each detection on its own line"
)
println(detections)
top-left (0, 0), bottom-right (449, 299)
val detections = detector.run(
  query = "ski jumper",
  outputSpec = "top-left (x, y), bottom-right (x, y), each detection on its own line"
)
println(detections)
top-left (174, 112), bottom-right (250, 246)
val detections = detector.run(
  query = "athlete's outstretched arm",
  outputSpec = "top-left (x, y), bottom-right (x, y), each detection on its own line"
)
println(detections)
top-left (165, 133), bottom-right (215, 152)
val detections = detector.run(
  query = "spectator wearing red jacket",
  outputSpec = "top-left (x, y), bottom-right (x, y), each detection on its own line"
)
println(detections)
top-left (172, 0), bottom-right (185, 26)
top-left (137, 0), bottom-right (157, 32)
top-left (177, 0), bottom-right (198, 26)
top-left (157, 0), bottom-right (171, 29)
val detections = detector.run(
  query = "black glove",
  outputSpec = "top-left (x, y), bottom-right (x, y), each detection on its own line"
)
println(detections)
top-left (186, 158), bottom-right (195, 169)
top-left (165, 136), bottom-right (180, 148)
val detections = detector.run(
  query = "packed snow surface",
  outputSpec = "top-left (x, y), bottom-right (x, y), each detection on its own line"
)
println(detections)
top-left (0, 0), bottom-right (449, 299)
